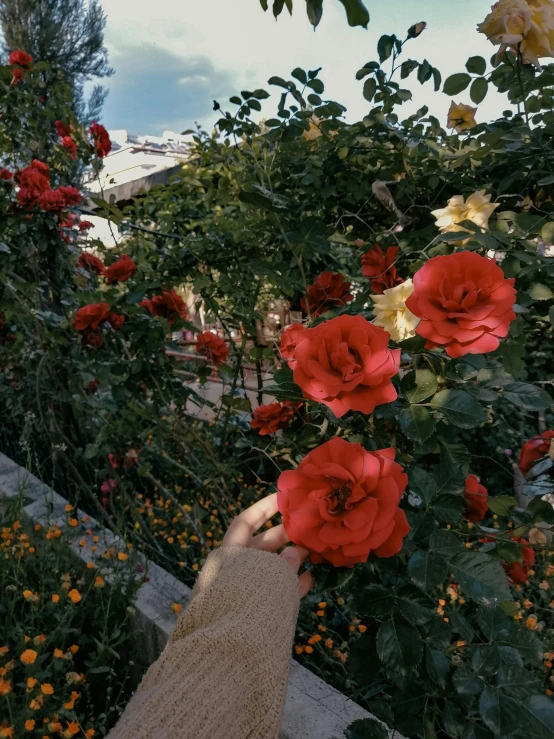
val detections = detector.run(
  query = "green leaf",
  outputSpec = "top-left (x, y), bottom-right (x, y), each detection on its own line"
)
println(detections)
top-left (353, 583), bottom-right (393, 617)
top-left (402, 369), bottom-right (438, 403)
top-left (439, 441), bottom-right (471, 476)
top-left (496, 539), bottom-right (524, 564)
top-left (529, 283), bottom-right (554, 301)
top-left (432, 495), bottom-right (464, 524)
top-left (449, 551), bottom-right (511, 606)
top-left (503, 382), bottom-right (553, 411)
top-left (461, 724), bottom-right (491, 739)
top-left (307, 78), bottom-right (324, 93)
top-left (450, 610), bottom-right (475, 642)
top-left (520, 695), bottom-right (554, 739)
top-left (259, 0), bottom-right (268, 9)
top-left (453, 667), bottom-right (484, 695)
top-left (477, 607), bottom-right (511, 641)
top-left (376, 618), bottom-right (422, 682)
top-left (466, 56), bottom-right (487, 75)
top-left (291, 67), bottom-right (307, 84)
top-left (487, 495), bottom-right (517, 517)
top-left (426, 646), bottom-right (450, 688)
top-left (312, 563), bottom-right (354, 592)
top-left (84, 443), bottom-right (99, 459)
top-left (409, 466), bottom-right (437, 504)
top-left (443, 73), bottom-right (472, 95)
top-left (435, 456), bottom-right (466, 496)
top-left (306, 0), bottom-right (323, 27)
top-left (430, 389), bottom-right (487, 429)
top-left (408, 551), bottom-right (448, 590)
top-left (432, 68), bottom-right (442, 92)
top-left (470, 77), bottom-right (489, 104)
top-left (345, 718), bottom-right (388, 739)
top-left (377, 34), bottom-right (396, 63)
top-left (349, 634), bottom-right (380, 685)
top-left (506, 628), bottom-right (544, 666)
top-left (479, 686), bottom-right (525, 738)
top-left (399, 406), bottom-right (435, 444)
top-left (401, 59), bottom-right (419, 79)
top-left (472, 644), bottom-right (501, 677)
top-left (497, 665), bottom-right (542, 699)
top-left (429, 530), bottom-right (465, 559)
top-left (337, 0), bottom-right (370, 28)
top-left (363, 77), bottom-right (377, 102)
top-left (395, 585), bottom-right (435, 626)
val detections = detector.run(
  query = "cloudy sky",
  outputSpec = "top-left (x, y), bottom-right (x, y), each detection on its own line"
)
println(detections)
top-left (98, 0), bottom-right (506, 136)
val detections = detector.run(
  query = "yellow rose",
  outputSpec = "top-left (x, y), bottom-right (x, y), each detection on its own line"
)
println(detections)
top-left (447, 102), bottom-right (477, 132)
top-left (372, 279), bottom-right (420, 343)
top-left (431, 190), bottom-right (499, 243)
top-left (302, 115), bottom-right (323, 141)
top-left (478, 0), bottom-right (554, 69)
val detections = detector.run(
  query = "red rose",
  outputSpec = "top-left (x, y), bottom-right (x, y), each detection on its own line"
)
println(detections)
top-left (79, 221), bottom-right (94, 231)
top-left (250, 401), bottom-right (297, 435)
top-left (504, 538), bottom-right (536, 584)
top-left (58, 186), bottom-right (81, 206)
top-left (195, 332), bottom-right (229, 365)
top-left (107, 312), bottom-right (125, 330)
top-left (139, 289), bottom-right (188, 324)
top-left (82, 330), bottom-right (103, 348)
top-left (77, 252), bottom-right (105, 276)
top-left (406, 252), bottom-right (517, 358)
top-left (73, 303), bottom-right (111, 331)
top-left (11, 67), bottom-right (24, 84)
top-left (463, 474), bottom-right (488, 523)
top-left (37, 189), bottom-right (66, 212)
top-left (61, 137), bottom-right (77, 160)
top-left (9, 50), bottom-right (32, 68)
top-left (104, 254), bottom-right (137, 284)
top-left (361, 245), bottom-right (403, 294)
top-left (279, 323), bottom-right (306, 367)
top-left (0, 169), bottom-right (13, 181)
top-left (301, 272), bottom-right (353, 318)
top-left (89, 121), bottom-right (112, 158)
top-left (15, 160), bottom-right (50, 207)
top-left (56, 120), bottom-right (71, 138)
top-left (518, 430), bottom-right (554, 476)
top-left (278, 437), bottom-right (410, 567)
top-left (291, 314), bottom-right (400, 418)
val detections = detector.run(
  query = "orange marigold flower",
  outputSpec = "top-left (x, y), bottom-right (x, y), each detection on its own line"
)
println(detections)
top-left (23, 589), bottom-right (33, 599)
top-left (69, 645), bottom-right (78, 654)
top-left (325, 638), bottom-right (333, 648)
top-left (67, 590), bottom-right (81, 604)
top-left (316, 610), bottom-right (325, 617)
top-left (26, 677), bottom-right (37, 691)
top-left (304, 646), bottom-right (313, 654)
top-left (0, 726), bottom-right (13, 738)
top-left (0, 647), bottom-right (8, 655)
top-left (117, 552), bottom-right (128, 561)
top-left (85, 730), bottom-right (95, 738)
top-left (358, 625), bottom-right (367, 633)
top-left (53, 649), bottom-right (64, 659)
top-left (318, 602), bottom-right (327, 609)
top-left (525, 615), bottom-right (538, 629)
top-left (93, 576), bottom-right (104, 588)
top-left (63, 691), bottom-right (80, 710)
top-left (33, 635), bottom-right (46, 645)
top-left (24, 719), bottom-right (35, 731)
top-left (41, 683), bottom-right (54, 695)
top-left (21, 649), bottom-right (37, 665)
top-left (68, 518), bottom-right (78, 527)
top-left (64, 721), bottom-right (80, 736)
top-left (52, 594), bottom-right (60, 603)
top-left (171, 603), bottom-right (182, 615)
top-left (295, 646), bottom-right (303, 655)
top-left (0, 679), bottom-right (11, 695)
top-left (64, 504), bottom-right (73, 512)
top-left (29, 697), bottom-right (42, 710)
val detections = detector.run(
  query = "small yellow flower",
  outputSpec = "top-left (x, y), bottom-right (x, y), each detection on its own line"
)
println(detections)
top-left (372, 278), bottom-right (420, 342)
top-left (68, 589), bottom-right (81, 604)
top-left (447, 101), bottom-right (477, 132)
top-left (20, 649), bottom-right (37, 665)
top-left (40, 683), bottom-right (54, 695)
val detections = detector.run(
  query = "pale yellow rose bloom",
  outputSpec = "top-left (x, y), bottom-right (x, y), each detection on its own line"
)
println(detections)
top-left (431, 190), bottom-right (500, 244)
top-left (372, 279), bottom-right (420, 343)
top-left (303, 115), bottom-right (323, 141)
top-left (447, 102), bottom-right (477, 132)
top-left (478, 0), bottom-right (554, 69)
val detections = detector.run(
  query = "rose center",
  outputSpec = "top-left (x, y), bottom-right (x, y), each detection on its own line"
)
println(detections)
top-left (330, 484), bottom-right (352, 513)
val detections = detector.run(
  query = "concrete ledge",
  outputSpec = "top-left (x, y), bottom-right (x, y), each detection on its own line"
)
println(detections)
top-left (0, 451), bottom-right (392, 739)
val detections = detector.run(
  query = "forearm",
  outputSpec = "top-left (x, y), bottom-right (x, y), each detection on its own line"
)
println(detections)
top-left (107, 546), bottom-right (300, 739)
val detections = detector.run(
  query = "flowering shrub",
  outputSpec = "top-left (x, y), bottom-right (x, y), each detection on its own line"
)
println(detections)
top-left (0, 508), bottom-right (138, 737)
top-left (2, 5), bottom-right (554, 737)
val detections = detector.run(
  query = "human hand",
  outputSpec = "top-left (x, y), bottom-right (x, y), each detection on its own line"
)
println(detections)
top-left (222, 493), bottom-right (313, 598)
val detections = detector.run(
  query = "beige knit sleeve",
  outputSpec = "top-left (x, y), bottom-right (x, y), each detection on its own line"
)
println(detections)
top-left (107, 546), bottom-right (300, 739)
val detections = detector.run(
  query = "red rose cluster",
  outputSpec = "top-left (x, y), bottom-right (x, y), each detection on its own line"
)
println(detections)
top-left (195, 332), bottom-right (229, 366)
top-left (55, 120), bottom-right (77, 160)
top-left (77, 252), bottom-right (105, 276)
top-left (518, 430), bottom-right (554, 476)
top-left (104, 254), bottom-right (137, 284)
top-left (89, 122), bottom-right (111, 158)
top-left (9, 49), bottom-right (32, 85)
top-left (250, 401), bottom-right (298, 436)
top-left (405, 251), bottom-right (516, 358)
top-left (140, 289), bottom-right (188, 324)
top-left (301, 272), bottom-right (353, 318)
top-left (14, 160), bottom-right (82, 212)
top-left (72, 302), bottom-right (125, 347)
top-left (361, 244), bottom-right (403, 294)
top-left (278, 437), bottom-right (410, 567)
top-left (282, 313), bottom-right (400, 418)
top-left (463, 474), bottom-right (488, 523)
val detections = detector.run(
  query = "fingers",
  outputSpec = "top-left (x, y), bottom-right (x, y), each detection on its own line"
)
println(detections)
top-left (251, 524), bottom-right (290, 552)
top-left (223, 493), bottom-right (280, 547)
top-left (279, 544), bottom-right (310, 573)
top-left (298, 569), bottom-right (314, 599)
